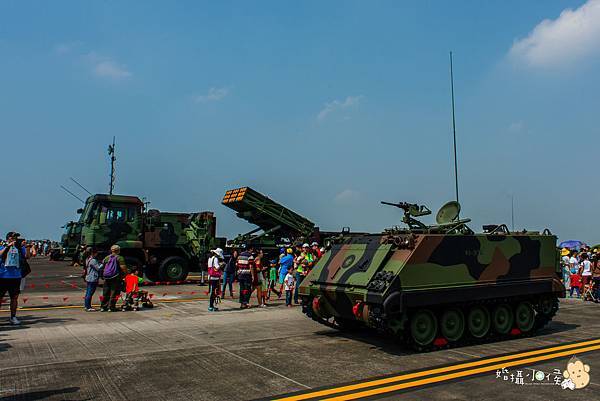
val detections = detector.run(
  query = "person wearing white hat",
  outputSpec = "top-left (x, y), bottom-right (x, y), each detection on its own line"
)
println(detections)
top-left (207, 248), bottom-right (223, 311)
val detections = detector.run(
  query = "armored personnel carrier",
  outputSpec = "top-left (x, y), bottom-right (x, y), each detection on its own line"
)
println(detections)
top-left (299, 201), bottom-right (565, 351)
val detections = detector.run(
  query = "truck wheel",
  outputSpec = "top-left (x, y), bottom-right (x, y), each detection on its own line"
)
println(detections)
top-left (159, 256), bottom-right (189, 282)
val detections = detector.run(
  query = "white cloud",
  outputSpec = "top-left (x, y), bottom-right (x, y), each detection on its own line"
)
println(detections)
top-left (334, 189), bottom-right (360, 204)
top-left (84, 52), bottom-right (132, 80)
top-left (509, 0), bottom-right (600, 68)
top-left (317, 95), bottom-right (363, 122)
top-left (193, 87), bottom-right (230, 103)
top-left (93, 60), bottom-right (132, 79)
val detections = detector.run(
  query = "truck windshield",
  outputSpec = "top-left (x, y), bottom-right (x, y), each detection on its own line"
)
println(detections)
top-left (82, 202), bottom-right (98, 224)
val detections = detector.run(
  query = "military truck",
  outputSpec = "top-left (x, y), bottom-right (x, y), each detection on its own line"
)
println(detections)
top-left (222, 187), bottom-right (357, 253)
top-left (78, 194), bottom-right (224, 282)
top-left (49, 221), bottom-right (83, 261)
top-left (299, 200), bottom-right (565, 351)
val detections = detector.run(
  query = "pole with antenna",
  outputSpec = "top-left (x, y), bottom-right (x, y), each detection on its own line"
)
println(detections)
top-left (108, 136), bottom-right (116, 195)
top-left (60, 185), bottom-right (85, 203)
top-left (69, 177), bottom-right (92, 196)
top-left (449, 51), bottom-right (460, 216)
top-left (511, 194), bottom-right (515, 232)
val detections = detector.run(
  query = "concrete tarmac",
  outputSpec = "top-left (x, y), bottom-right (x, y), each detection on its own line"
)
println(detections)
top-left (1, 259), bottom-right (599, 400)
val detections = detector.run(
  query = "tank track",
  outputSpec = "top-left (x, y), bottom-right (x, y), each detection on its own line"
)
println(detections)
top-left (302, 295), bottom-right (560, 352)
top-left (403, 295), bottom-right (560, 352)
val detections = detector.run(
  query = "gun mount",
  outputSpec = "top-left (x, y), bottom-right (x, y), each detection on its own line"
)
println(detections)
top-left (381, 200), bottom-right (473, 234)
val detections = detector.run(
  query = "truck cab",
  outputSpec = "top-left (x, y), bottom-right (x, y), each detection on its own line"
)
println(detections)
top-left (80, 194), bottom-right (145, 264)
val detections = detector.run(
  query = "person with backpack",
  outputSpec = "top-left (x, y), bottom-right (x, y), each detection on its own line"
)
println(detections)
top-left (207, 248), bottom-right (223, 311)
top-left (0, 232), bottom-right (28, 325)
top-left (100, 245), bottom-right (128, 312)
top-left (84, 247), bottom-right (102, 311)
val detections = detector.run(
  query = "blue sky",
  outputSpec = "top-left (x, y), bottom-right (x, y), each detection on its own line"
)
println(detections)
top-left (1, 0), bottom-right (599, 244)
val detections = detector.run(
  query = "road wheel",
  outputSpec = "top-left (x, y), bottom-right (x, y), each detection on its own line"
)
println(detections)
top-left (492, 304), bottom-right (513, 334)
top-left (159, 256), bottom-right (189, 282)
top-left (468, 306), bottom-right (491, 339)
top-left (515, 302), bottom-right (535, 332)
top-left (410, 309), bottom-right (438, 347)
top-left (538, 297), bottom-right (555, 317)
top-left (440, 308), bottom-right (465, 342)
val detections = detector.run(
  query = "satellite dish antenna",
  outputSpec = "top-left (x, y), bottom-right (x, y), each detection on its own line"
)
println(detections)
top-left (436, 201), bottom-right (461, 224)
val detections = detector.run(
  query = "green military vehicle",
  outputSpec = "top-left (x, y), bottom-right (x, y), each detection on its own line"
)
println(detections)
top-left (49, 221), bottom-right (83, 261)
top-left (299, 200), bottom-right (565, 351)
top-left (78, 194), bottom-right (224, 282)
top-left (222, 187), bottom-right (355, 253)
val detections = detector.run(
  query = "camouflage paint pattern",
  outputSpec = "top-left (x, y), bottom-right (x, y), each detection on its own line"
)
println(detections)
top-left (299, 232), bottom-right (564, 320)
top-left (78, 194), bottom-right (221, 278)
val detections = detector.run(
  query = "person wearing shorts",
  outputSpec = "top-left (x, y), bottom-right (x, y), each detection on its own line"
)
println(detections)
top-left (0, 232), bottom-right (27, 325)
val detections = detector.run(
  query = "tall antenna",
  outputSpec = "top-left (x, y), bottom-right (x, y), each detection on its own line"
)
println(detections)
top-left (449, 51), bottom-right (460, 212)
top-left (108, 136), bottom-right (116, 195)
top-left (511, 194), bottom-right (515, 232)
top-left (69, 177), bottom-right (92, 195)
top-left (60, 185), bottom-right (85, 203)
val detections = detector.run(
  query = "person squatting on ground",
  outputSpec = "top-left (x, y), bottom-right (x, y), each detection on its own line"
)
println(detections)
top-left (100, 245), bottom-right (128, 312)
top-left (84, 247), bottom-right (101, 311)
top-left (0, 232), bottom-right (29, 325)
top-left (237, 249), bottom-right (253, 308)
top-left (122, 268), bottom-right (152, 311)
top-left (207, 248), bottom-right (223, 311)
top-left (222, 249), bottom-right (237, 298)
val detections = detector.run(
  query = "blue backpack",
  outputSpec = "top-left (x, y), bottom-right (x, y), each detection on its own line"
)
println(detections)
top-left (102, 255), bottom-right (119, 279)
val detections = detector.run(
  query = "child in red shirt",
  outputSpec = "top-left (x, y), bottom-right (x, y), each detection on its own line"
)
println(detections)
top-left (570, 272), bottom-right (582, 298)
top-left (122, 269), bottom-right (152, 311)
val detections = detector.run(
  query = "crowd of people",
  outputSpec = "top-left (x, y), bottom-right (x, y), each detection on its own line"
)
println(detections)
top-left (5, 228), bottom-right (600, 324)
top-left (560, 247), bottom-right (600, 302)
top-left (206, 242), bottom-right (325, 311)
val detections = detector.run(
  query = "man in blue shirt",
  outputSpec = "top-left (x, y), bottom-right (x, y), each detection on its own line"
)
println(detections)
top-left (0, 232), bottom-right (27, 325)
top-left (278, 248), bottom-right (294, 297)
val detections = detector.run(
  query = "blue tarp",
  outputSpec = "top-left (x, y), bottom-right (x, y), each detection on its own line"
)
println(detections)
top-left (558, 240), bottom-right (587, 250)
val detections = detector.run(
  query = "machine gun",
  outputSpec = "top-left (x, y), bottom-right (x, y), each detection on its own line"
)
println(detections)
top-left (381, 201), bottom-right (431, 230)
top-left (381, 200), bottom-right (473, 234)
